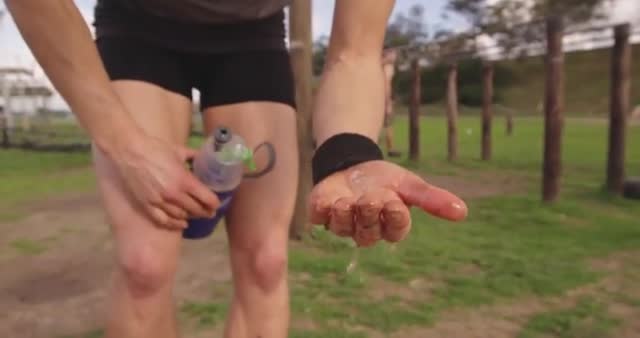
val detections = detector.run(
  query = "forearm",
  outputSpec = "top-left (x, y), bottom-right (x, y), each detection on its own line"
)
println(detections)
top-left (312, 0), bottom-right (394, 145)
top-left (313, 56), bottom-right (385, 144)
top-left (6, 0), bottom-right (142, 154)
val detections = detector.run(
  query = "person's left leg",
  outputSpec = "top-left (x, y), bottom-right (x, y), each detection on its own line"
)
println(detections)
top-left (202, 101), bottom-right (298, 338)
top-left (383, 115), bottom-right (401, 157)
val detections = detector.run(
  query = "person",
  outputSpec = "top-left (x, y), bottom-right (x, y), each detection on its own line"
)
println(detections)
top-left (381, 47), bottom-right (401, 157)
top-left (7, 1), bottom-right (468, 338)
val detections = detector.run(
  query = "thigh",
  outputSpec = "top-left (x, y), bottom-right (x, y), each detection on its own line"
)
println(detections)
top-left (202, 102), bottom-right (298, 249)
top-left (93, 80), bottom-right (192, 270)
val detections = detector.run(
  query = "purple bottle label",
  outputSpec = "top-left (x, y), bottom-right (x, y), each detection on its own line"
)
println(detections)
top-left (183, 190), bottom-right (234, 239)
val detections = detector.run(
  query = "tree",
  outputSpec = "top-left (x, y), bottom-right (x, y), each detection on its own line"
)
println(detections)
top-left (289, 0), bottom-right (314, 239)
top-left (385, 4), bottom-right (429, 48)
top-left (312, 36), bottom-right (328, 77)
top-left (448, 0), bottom-right (606, 28)
top-left (312, 4), bottom-right (430, 77)
top-left (447, 0), bottom-right (608, 57)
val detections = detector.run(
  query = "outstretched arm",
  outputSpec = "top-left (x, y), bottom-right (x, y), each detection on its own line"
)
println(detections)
top-left (309, 0), bottom-right (468, 247)
top-left (312, 0), bottom-right (394, 144)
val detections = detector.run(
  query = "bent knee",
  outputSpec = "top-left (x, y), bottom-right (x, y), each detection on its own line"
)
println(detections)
top-left (118, 244), bottom-right (177, 298)
top-left (234, 236), bottom-right (288, 293)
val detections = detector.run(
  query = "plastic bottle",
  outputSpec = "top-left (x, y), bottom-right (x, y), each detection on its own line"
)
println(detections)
top-left (183, 127), bottom-right (255, 239)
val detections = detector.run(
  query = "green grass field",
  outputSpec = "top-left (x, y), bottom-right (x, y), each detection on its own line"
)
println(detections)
top-left (2, 116), bottom-right (640, 337)
top-left (278, 116), bottom-right (640, 337)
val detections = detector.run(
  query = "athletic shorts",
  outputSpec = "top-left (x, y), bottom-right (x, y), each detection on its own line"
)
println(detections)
top-left (94, 16), bottom-right (296, 111)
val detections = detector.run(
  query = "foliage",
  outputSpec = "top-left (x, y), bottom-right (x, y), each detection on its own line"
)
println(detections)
top-left (393, 58), bottom-right (516, 106)
top-left (446, 0), bottom-right (608, 57)
top-left (384, 4), bottom-right (429, 48)
top-left (312, 4), bottom-right (429, 76)
top-left (312, 36), bottom-right (329, 77)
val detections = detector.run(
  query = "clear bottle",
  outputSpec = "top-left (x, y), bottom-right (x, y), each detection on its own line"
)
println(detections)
top-left (183, 127), bottom-right (255, 239)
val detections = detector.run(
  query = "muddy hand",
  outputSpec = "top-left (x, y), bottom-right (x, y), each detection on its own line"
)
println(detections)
top-left (308, 160), bottom-right (468, 247)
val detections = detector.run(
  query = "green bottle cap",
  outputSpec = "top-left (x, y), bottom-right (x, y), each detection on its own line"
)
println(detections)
top-left (241, 147), bottom-right (257, 172)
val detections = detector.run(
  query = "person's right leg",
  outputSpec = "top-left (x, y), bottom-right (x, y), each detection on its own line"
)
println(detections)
top-left (385, 125), bottom-right (394, 150)
top-left (93, 80), bottom-right (192, 338)
top-left (384, 117), bottom-right (401, 157)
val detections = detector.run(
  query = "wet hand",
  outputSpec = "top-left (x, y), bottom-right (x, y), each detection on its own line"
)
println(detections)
top-left (309, 160), bottom-right (467, 247)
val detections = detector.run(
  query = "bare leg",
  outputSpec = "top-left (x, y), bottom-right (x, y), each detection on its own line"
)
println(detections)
top-left (385, 125), bottom-right (394, 150)
top-left (203, 102), bottom-right (298, 338)
top-left (385, 125), bottom-right (401, 157)
top-left (94, 81), bottom-right (192, 338)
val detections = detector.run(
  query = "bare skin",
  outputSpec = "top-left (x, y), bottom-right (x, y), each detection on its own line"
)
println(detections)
top-left (93, 81), bottom-right (191, 338)
top-left (203, 102), bottom-right (297, 338)
top-left (8, 0), bottom-right (468, 337)
top-left (310, 0), bottom-right (467, 247)
top-left (382, 48), bottom-right (399, 155)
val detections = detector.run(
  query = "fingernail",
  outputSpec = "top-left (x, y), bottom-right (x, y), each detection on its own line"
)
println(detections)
top-left (451, 202), bottom-right (468, 219)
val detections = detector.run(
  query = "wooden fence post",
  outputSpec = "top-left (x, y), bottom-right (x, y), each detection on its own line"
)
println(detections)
top-left (1, 114), bottom-right (9, 148)
top-left (542, 16), bottom-right (565, 202)
top-left (607, 23), bottom-right (631, 194)
top-left (288, 0), bottom-right (313, 239)
top-left (446, 63), bottom-right (459, 162)
top-left (409, 59), bottom-right (421, 162)
top-left (482, 62), bottom-right (494, 160)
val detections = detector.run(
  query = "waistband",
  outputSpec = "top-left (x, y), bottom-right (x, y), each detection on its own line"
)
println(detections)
top-left (93, 6), bottom-right (287, 54)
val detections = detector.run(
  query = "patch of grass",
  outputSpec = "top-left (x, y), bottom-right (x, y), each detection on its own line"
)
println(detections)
top-left (9, 238), bottom-right (47, 255)
top-left (288, 190), bottom-right (640, 332)
top-left (610, 292), bottom-right (640, 309)
top-left (347, 297), bottom-right (437, 332)
top-left (624, 298), bottom-right (640, 308)
top-left (284, 117), bottom-right (640, 335)
top-left (289, 328), bottom-right (367, 338)
top-left (0, 149), bottom-right (94, 220)
top-left (181, 301), bottom-right (228, 327)
top-left (517, 297), bottom-right (620, 338)
top-left (4, 117), bottom-right (640, 337)
top-left (389, 116), bottom-right (640, 178)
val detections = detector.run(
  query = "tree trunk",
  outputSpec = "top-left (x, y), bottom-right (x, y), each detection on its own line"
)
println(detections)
top-left (482, 62), bottom-right (494, 160)
top-left (506, 111), bottom-right (514, 136)
top-left (446, 63), bottom-right (458, 162)
top-left (1, 114), bottom-right (9, 148)
top-left (409, 59), bottom-right (421, 162)
top-left (288, 0), bottom-right (314, 239)
top-left (542, 17), bottom-right (565, 203)
top-left (606, 24), bottom-right (631, 195)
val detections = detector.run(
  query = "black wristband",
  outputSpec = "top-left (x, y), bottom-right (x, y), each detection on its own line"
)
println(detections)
top-left (312, 133), bottom-right (384, 185)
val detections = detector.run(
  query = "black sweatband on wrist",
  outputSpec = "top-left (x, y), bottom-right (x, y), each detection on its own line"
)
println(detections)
top-left (312, 133), bottom-right (384, 185)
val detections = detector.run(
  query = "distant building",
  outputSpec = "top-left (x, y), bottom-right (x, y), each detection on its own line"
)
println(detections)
top-left (0, 67), bottom-right (54, 130)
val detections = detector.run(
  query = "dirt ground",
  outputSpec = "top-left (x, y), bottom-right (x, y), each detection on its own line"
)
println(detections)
top-left (0, 174), bottom-right (637, 338)
top-left (0, 192), bottom-right (231, 338)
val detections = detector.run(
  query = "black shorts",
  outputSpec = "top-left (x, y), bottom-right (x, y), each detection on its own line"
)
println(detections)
top-left (95, 36), bottom-right (296, 111)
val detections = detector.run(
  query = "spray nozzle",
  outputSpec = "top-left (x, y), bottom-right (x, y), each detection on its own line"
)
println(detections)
top-left (213, 127), bottom-right (232, 151)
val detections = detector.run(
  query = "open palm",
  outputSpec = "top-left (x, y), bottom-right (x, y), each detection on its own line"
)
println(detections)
top-left (308, 160), bottom-right (468, 247)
